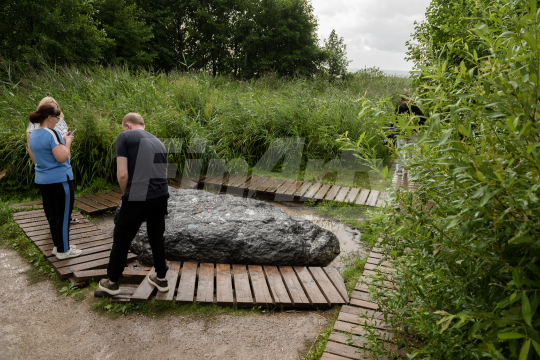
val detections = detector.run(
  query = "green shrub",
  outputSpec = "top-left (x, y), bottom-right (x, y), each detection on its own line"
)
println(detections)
top-left (349, 1), bottom-right (540, 359)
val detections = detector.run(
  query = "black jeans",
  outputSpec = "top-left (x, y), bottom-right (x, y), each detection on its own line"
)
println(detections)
top-left (38, 179), bottom-right (74, 253)
top-left (107, 195), bottom-right (169, 282)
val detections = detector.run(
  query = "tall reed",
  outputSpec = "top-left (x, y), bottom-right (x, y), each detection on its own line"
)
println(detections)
top-left (0, 65), bottom-right (410, 196)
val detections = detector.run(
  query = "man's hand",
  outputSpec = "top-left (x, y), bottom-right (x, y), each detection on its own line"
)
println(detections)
top-left (116, 156), bottom-right (129, 194)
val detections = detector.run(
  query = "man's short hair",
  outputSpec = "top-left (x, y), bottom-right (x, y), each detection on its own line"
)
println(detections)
top-left (123, 113), bottom-right (145, 126)
top-left (400, 93), bottom-right (411, 101)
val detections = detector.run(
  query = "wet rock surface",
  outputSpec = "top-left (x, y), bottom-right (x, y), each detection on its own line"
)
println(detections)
top-left (128, 188), bottom-right (340, 266)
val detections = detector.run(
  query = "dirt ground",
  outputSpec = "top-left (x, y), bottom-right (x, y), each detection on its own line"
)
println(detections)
top-left (0, 247), bottom-right (327, 360)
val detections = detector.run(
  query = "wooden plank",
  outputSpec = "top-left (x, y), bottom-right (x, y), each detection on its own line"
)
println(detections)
top-left (34, 231), bottom-right (108, 246)
top-left (325, 341), bottom-right (363, 360)
top-left (282, 180), bottom-right (302, 196)
top-left (324, 185), bottom-right (341, 201)
top-left (94, 286), bottom-right (136, 299)
top-left (156, 261), bottom-right (181, 302)
top-left (275, 179), bottom-right (295, 194)
top-left (248, 265), bottom-right (274, 305)
top-left (228, 175), bottom-right (251, 188)
top-left (111, 188), bottom-right (123, 195)
top-left (43, 238), bottom-right (113, 257)
top-left (104, 190), bottom-right (123, 199)
top-left (340, 304), bottom-right (387, 320)
top-left (216, 263), bottom-right (234, 306)
top-left (176, 262), bottom-right (197, 303)
top-left (247, 176), bottom-right (269, 190)
top-left (76, 196), bottom-right (108, 211)
top-left (333, 320), bottom-right (393, 340)
top-left (355, 189), bottom-right (370, 205)
top-left (338, 312), bottom-right (389, 331)
top-left (366, 258), bottom-right (391, 267)
top-left (334, 187), bottom-right (350, 202)
top-left (11, 200), bottom-right (43, 209)
top-left (223, 175), bottom-right (242, 186)
top-left (202, 175), bottom-right (221, 184)
top-left (328, 332), bottom-right (369, 349)
top-left (265, 178), bottom-right (287, 193)
top-left (196, 263), bottom-right (215, 303)
top-left (344, 188), bottom-right (360, 203)
top-left (256, 177), bottom-right (278, 191)
top-left (57, 253), bottom-right (137, 278)
top-left (364, 263), bottom-right (394, 273)
top-left (309, 267), bottom-right (345, 305)
top-left (320, 352), bottom-right (356, 360)
top-left (74, 200), bottom-right (100, 214)
top-left (49, 245), bottom-right (112, 265)
top-left (295, 181), bottom-right (312, 197)
top-left (13, 210), bottom-right (47, 220)
top-left (84, 194), bottom-right (118, 208)
top-left (302, 183), bottom-right (322, 200)
top-left (349, 298), bottom-right (379, 310)
top-left (376, 192), bottom-right (390, 207)
top-left (294, 266), bottom-right (328, 306)
top-left (73, 268), bottom-right (149, 283)
top-left (314, 184), bottom-right (332, 200)
top-left (279, 266), bottom-right (310, 307)
top-left (323, 267), bottom-right (349, 303)
top-left (239, 175), bottom-right (259, 189)
top-left (31, 226), bottom-right (104, 242)
top-left (263, 266), bottom-right (291, 306)
top-left (232, 264), bottom-right (253, 306)
top-left (130, 268), bottom-right (157, 303)
top-left (365, 190), bottom-right (380, 207)
top-left (25, 222), bottom-right (95, 237)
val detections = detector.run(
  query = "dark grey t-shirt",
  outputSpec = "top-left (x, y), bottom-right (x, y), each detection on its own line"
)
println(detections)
top-left (114, 129), bottom-right (169, 200)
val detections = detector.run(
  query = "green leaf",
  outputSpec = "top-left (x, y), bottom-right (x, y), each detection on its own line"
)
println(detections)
top-left (522, 293), bottom-right (532, 326)
top-left (498, 332), bottom-right (526, 340)
top-left (440, 315), bottom-right (455, 333)
top-left (519, 340), bottom-right (530, 360)
top-left (383, 166), bottom-right (389, 179)
top-left (532, 340), bottom-right (540, 357)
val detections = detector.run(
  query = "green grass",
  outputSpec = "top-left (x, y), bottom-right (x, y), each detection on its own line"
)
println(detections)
top-left (0, 65), bottom-right (409, 200)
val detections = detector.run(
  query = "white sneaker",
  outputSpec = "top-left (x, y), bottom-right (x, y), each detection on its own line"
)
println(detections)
top-left (56, 248), bottom-right (83, 260)
top-left (52, 245), bottom-right (78, 256)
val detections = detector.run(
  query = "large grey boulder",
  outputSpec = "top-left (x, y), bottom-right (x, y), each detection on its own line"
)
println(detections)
top-left (127, 188), bottom-right (340, 266)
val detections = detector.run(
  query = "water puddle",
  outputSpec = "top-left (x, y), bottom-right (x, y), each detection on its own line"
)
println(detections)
top-left (266, 201), bottom-right (368, 271)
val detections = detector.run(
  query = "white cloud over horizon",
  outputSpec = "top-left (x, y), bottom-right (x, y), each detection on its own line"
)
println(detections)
top-left (311, 0), bottom-right (431, 71)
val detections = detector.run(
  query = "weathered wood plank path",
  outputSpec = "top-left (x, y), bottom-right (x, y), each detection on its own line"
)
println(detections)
top-left (94, 261), bottom-right (349, 308)
top-left (320, 245), bottom-right (398, 359)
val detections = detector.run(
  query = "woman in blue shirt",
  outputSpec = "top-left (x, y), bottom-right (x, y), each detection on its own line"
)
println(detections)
top-left (28, 104), bottom-right (83, 260)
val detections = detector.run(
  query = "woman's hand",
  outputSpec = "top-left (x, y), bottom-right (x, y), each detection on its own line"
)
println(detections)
top-left (64, 134), bottom-right (74, 146)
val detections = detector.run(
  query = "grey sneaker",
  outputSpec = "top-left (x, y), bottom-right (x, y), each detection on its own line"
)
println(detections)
top-left (98, 279), bottom-right (120, 296)
top-left (148, 274), bottom-right (169, 292)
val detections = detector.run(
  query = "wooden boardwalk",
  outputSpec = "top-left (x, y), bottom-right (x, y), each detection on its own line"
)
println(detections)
top-left (199, 174), bottom-right (390, 208)
top-left (12, 209), bottom-right (139, 281)
top-left (320, 246), bottom-right (397, 359)
top-left (10, 175), bottom-right (390, 216)
top-left (94, 261), bottom-right (349, 308)
top-left (12, 209), bottom-right (349, 308)
top-left (10, 189), bottom-right (124, 216)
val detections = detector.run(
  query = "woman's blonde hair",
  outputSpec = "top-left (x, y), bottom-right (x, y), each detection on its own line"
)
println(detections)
top-left (37, 97), bottom-right (64, 119)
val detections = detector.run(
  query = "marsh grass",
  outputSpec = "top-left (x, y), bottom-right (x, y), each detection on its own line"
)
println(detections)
top-left (0, 65), bottom-right (409, 199)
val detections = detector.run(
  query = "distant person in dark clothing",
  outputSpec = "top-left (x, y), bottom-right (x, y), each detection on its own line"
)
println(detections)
top-left (99, 113), bottom-right (170, 295)
top-left (395, 94), bottom-right (426, 126)
top-left (392, 94), bottom-right (426, 189)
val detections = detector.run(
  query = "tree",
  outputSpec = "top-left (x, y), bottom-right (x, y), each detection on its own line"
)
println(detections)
top-left (322, 29), bottom-right (351, 78)
top-left (93, 0), bottom-right (155, 66)
top-left (0, 0), bottom-right (108, 65)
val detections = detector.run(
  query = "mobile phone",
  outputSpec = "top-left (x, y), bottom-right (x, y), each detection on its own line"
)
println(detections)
top-left (67, 129), bottom-right (76, 136)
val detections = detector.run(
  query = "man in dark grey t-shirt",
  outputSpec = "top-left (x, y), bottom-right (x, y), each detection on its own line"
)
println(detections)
top-left (99, 113), bottom-right (170, 295)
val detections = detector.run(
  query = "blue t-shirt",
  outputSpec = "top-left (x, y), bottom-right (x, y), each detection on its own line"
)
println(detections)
top-left (29, 128), bottom-right (74, 184)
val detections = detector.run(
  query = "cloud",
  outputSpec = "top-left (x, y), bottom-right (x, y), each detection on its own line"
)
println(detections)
top-left (312, 0), bottom-right (431, 71)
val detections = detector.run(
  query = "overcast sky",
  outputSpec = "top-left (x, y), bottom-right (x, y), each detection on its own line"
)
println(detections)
top-left (311, 0), bottom-right (432, 71)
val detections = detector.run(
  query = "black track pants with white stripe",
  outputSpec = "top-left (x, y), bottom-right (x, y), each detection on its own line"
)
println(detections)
top-left (39, 179), bottom-right (74, 253)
